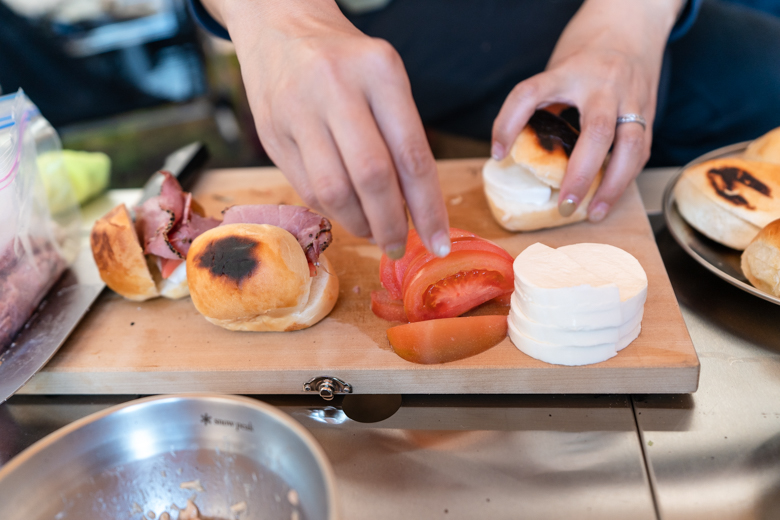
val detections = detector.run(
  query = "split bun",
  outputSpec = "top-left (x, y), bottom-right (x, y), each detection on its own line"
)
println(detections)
top-left (483, 110), bottom-right (602, 232)
top-left (741, 218), bottom-right (780, 297)
top-left (90, 204), bottom-right (188, 301)
top-left (674, 157), bottom-right (780, 250)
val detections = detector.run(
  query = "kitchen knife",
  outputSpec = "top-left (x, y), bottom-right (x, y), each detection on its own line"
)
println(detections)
top-left (0, 142), bottom-right (209, 403)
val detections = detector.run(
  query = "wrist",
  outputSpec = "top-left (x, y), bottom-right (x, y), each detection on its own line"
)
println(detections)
top-left (552, 0), bottom-right (684, 63)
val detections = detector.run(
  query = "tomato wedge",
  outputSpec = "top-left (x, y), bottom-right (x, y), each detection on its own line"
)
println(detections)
top-left (403, 249), bottom-right (513, 322)
top-left (388, 315), bottom-right (508, 364)
top-left (370, 290), bottom-right (407, 322)
top-left (160, 258), bottom-right (184, 279)
top-left (381, 228), bottom-right (478, 298)
top-left (401, 236), bottom-right (513, 294)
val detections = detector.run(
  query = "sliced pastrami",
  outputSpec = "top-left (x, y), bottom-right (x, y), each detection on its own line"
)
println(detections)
top-left (221, 205), bottom-right (333, 275)
top-left (134, 171), bottom-right (220, 262)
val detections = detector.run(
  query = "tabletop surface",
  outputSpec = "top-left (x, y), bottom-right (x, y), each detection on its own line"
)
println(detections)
top-left (1, 164), bottom-right (778, 520)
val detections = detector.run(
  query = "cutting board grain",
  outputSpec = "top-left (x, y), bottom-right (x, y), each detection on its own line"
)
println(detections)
top-left (19, 159), bottom-right (699, 395)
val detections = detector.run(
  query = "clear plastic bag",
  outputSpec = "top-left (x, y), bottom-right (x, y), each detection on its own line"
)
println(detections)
top-left (0, 89), bottom-right (80, 350)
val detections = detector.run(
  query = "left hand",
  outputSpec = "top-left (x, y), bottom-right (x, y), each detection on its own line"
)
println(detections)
top-left (491, 0), bottom-right (684, 222)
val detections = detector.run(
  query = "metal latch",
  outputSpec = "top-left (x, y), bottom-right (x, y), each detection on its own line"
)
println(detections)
top-left (303, 376), bottom-right (353, 401)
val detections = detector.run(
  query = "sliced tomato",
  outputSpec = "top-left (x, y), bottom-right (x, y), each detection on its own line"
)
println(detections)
top-left (390, 230), bottom-right (426, 293)
top-left (401, 236), bottom-right (513, 292)
top-left (388, 315), bottom-right (508, 364)
top-left (383, 227), bottom-right (479, 294)
top-left (160, 258), bottom-right (184, 279)
top-left (379, 255), bottom-right (404, 300)
top-left (371, 290), bottom-right (407, 322)
top-left (403, 249), bottom-right (513, 322)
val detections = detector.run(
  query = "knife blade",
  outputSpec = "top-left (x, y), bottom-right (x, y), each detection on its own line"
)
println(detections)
top-left (0, 142), bottom-right (209, 403)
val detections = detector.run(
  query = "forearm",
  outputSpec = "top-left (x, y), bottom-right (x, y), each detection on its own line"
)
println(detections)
top-left (199, 0), bottom-right (357, 44)
top-left (550, 0), bottom-right (684, 68)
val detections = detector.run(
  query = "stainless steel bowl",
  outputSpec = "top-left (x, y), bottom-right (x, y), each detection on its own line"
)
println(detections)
top-left (0, 394), bottom-right (339, 520)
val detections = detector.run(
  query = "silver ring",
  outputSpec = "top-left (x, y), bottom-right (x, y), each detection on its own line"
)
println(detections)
top-left (616, 113), bottom-right (647, 130)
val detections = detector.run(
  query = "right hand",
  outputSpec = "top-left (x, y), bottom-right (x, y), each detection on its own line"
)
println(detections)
top-left (204, 0), bottom-right (451, 260)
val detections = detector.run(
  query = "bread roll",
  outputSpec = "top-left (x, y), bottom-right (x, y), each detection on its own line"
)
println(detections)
top-left (483, 110), bottom-right (602, 232)
top-left (484, 169), bottom-right (600, 232)
top-left (510, 110), bottom-right (578, 189)
top-left (90, 203), bottom-right (190, 301)
top-left (187, 223), bottom-right (339, 331)
top-left (674, 158), bottom-right (780, 250)
top-left (744, 126), bottom-right (780, 165)
top-left (91, 204), bottom-right (160, 301)
top-left (741, 218), bottom-right (780, 296)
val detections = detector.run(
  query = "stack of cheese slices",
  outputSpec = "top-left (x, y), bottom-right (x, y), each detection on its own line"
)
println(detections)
top-left (508, 243), bottom-right (648, 366)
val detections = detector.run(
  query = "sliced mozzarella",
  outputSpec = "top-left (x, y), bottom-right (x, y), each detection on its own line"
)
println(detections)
top-left (508, 320), bottom-right (617, 366)
top-left (509, 305), bottom-right (620, 346)
top-left (510, 292), bottom-right (623, 329)
top-left (508, 320), bottom-right (642, 366)
top-left (158, 260), bottom-right (190, 299)
top-left (513, 243), bottom-right (620, 308)
top-left (509, 302), bottom-right (644, 347)
top-left (558, 243), bottom-right (648, 319)
top-left (482, 158), bottom-right (552, 206)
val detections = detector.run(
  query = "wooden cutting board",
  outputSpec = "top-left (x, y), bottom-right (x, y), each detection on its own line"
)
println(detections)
top-left (19, 159), bottom-right (699, 395)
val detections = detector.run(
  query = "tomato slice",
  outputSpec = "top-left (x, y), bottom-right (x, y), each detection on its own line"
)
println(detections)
top-left (160, 258), bottom-right (184, 279)
top-left (384, 228), bottom-right (481, 295)
top-left (371, 290), bottom-right (407, 322)
top-left (401, 236), bottom-right (513, 293)
top-left (403, 249), bottom-right (513, 322)
top-left (379, 255), bottom-right (403, 300)
top-left (388, 315), bottom-right (508, 364)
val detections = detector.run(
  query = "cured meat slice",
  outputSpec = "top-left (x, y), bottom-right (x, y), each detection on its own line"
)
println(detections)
top-left (221, 205), bottom-right (332, 273)
top-left (135, 172), bottom-right (219, 261)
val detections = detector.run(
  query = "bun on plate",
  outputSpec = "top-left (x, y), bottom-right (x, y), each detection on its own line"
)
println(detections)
top-left (741, 218), bottom-right (780, 296)
top-left (90, 204), bottom-right (188, 301)
top-left (187, 223), bottom-right (339, 331)
top-left (674, 157), bottom-right (780, 250)
top-left (483, 110), bottom-right (602, 232)
top-left (744, 126), bottom-right (780, 165)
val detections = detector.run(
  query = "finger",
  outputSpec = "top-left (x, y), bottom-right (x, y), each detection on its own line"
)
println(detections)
top-left (366, 64), bottom-right (450, 257)
top-left (491, 75), bottom-right (556, 161)
top-left (557, 97), bottom-right (617, 217)
top-left (266, 134), bottom-right (327, 216)
top-left (327, 96), bottom-right (410, 259)
top-left (294, 123), bottom-right (372, 238)
top-left (587, 118), bottom-right (651, 222)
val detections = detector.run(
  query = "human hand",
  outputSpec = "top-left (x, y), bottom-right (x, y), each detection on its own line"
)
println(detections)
top-left (201, 0), bottom-right (450, 259)
top-left (491, 0), bottom-right (684, 222)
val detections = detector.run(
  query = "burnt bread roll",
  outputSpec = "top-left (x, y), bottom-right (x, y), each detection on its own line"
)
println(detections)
top-left (90, 204), bottom-right (187, 301)
top-left (744, 127), bottom-right (780, 165)
top-left (483, 110), bottom-right (603, 232)
top-left (510, 109), bottom-right (577, 188)
top-left (674, 158), bottom-right (780, 250)
top-left (187, 223), bottom-right (339, 331)
top-left (741, 218), bottom-right (780, 296)
top-left (90, 171), bottom-right (221, 301)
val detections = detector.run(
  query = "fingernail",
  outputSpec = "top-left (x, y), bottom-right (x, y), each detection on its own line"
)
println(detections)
top-left (589, 202), bottom-right (610, 223)
top-left (558, 196), bottom-right (578, 218)
top-left (491, 142), bottom-right (505, 161)
top-left (385, 242), bottom-right (406, 260)
top-left (431, 230), bottom-right (451, 258)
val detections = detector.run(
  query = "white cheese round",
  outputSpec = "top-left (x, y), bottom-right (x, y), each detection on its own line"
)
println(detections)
top-left (509, 242), bottom-right (648, 366)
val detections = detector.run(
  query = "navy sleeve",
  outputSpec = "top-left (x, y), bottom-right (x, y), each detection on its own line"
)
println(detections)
top-left (189, 0), bottom-right (702, 45)
top-left (668, 0), bottom-right (703, 42)
top-left (188, 0), bottom-right (231, 40)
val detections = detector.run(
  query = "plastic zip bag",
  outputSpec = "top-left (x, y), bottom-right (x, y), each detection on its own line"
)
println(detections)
top-left (0, 89), bottom-right (80, 350)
